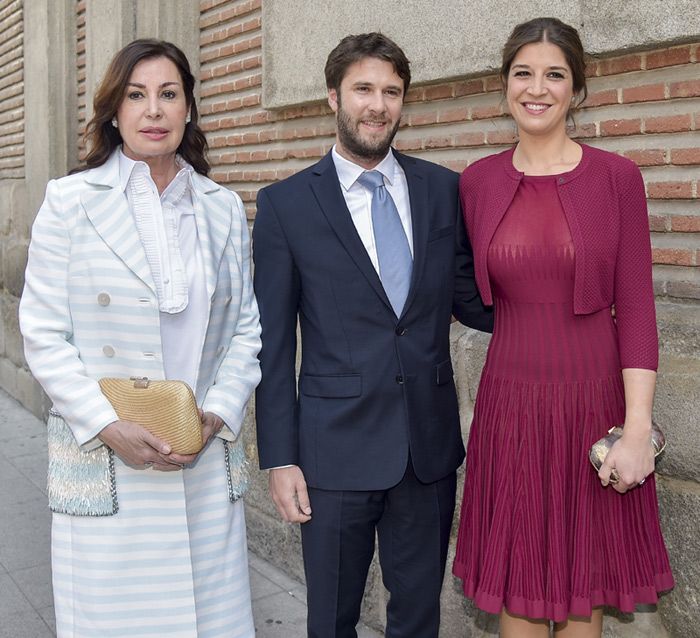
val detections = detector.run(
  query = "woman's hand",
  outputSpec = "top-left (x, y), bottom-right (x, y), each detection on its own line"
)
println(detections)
top-left (98, 419), bottom-right (182, 471)
top-left (164, 410), bottom-right (226, 467)
top-left (598, 423), bottom-right (655, 493)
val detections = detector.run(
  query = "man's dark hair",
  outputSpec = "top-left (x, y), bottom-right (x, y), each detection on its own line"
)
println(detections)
top-left (325, 32), bottom-right (411, 97)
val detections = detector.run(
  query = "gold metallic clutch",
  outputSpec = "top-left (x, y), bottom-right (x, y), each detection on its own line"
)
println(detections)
top-left (99, 377), bottom-right (203, 454)
top-left (589, 422), bottom-right (666, 483)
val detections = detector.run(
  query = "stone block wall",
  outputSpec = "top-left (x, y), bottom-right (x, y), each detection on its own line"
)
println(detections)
top-left (1, 0), bottom-right (698, 635)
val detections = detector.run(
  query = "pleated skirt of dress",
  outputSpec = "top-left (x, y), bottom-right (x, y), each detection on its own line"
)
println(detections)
top-left (51, 438), bottom-right (254, 638)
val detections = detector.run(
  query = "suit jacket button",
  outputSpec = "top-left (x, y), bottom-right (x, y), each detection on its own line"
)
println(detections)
top-left (97, 292), bottom-right (111, 306)
top-left (102, 345), bottom-right (115, 358)
top-left (395, 326), bottom-right (407, 336)
top-left (395, 375), bottom-right (404, 384)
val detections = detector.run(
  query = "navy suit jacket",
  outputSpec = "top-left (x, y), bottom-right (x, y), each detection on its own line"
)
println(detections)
top-left (253, 149), bottom-right (492, 490)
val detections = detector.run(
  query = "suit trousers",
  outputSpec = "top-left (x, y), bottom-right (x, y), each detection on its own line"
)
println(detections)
top-left (300, 459), bottom-right (457, 638)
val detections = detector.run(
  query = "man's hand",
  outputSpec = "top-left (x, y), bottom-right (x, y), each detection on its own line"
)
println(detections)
top-left (269, 466), bottom-right (312, 523)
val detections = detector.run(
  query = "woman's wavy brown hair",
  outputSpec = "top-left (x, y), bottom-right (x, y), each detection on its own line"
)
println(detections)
top-left (79, 39), bottom-right (209, 175)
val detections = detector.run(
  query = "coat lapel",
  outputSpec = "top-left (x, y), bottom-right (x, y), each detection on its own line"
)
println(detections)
top-left (81, 153), bottom-right (156, 293)
top-left (190, 172), bottom-right (229, 301)
top-left (310, 153), bottom-right (393, 312)
top-left (394, 150), bottom-right (429, 319)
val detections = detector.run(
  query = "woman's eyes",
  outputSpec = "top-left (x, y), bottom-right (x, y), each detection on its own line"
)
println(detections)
top-left (126, 90), bottom-right (178, 100)
top-left (512, 70), bottom-right (566, 80)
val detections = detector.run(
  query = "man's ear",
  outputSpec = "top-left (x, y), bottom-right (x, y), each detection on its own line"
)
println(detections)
top-left (328, 88), bottom-right (339, 113)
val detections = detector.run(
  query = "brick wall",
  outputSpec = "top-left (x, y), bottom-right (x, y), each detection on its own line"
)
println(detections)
top-left (199, 0), bottom-right (699, 302)
top-left (0, 0), bottom-right (24, 179)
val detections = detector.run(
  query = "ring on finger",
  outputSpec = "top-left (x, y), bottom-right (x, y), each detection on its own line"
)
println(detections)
top-left (609, 469), bottom-right (620, 484)
top-left (639, 478), bottom-right (646, 486)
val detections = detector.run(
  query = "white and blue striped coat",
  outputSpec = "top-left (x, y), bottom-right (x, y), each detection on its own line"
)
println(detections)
top-left (19, 150), bottom-right (261, 637)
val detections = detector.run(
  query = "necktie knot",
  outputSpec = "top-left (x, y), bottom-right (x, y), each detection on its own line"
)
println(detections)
top-left (357, 170), bottom-right (385, 191)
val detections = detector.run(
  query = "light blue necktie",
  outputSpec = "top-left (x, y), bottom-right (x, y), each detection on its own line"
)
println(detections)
top-left (357, 170), bottom-right (413, 316)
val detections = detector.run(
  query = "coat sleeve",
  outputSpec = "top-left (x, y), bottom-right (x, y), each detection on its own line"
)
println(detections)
top-left (252, 187), bottom-right (301, 469)
top-left (613, 162), bottom-right (658, 371)
top-left (203, 193), bottom-right (262, 440)
top-left (19, 180), bottom-right (118, 448)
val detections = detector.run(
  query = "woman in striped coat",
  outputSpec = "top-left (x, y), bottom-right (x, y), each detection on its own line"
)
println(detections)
top-left (19, 39), bottom-right (261, 637)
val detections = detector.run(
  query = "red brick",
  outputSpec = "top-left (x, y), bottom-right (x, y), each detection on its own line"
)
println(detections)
top-left (671, 215), bottom-right (700, 232)
top-left (671, 148), bottom-right (700, 165)
top-left (669, 80), bottom-right (700, 98)
top-left (651, 248), bottom-right (695, 266)
top-left (486, 129), bottom-right (517, 145)
top-left (622, 83), bottom-right (666, 103)
top-left (646, 46), bottom-right (692, 69)
top-left (438, 107), bottom-right (469, 123)
top-left (623, 149), bottom-right (666, 166)
top-left (600, 119), bottom-right (642, 136)
top-left (599, 55), bottom-right (643, 75)
top-left (395, 138), bottom-right (422, 151)
top-left (647, 181), bottom-right (694, 199)
top-left (584, 89), bottom-right (618, 107)
top-left (471, 104), bottom-right (502, 120)
top-left (409, 112), bottom-right (438, 126)
top-left (455, 132), bottom-right (485, 147)
top-left (484, 76), bottom-right (503, 92)
top-left (647, 215), bottom-right (669, 232)
top-left (569, 123), bottom-right (597, 139)
top-left (250, 150), bottom-right (267, 161)
top-left (424, 136), bottom-right (453, 149)
top-left (644, 114), bottom-right (692, 134)
top-left (424, 84), bottom-right (453, 100)
top-left (454, 79), bottom-right (484, 97)
top-left (584, 61), bottom-right (599, 78)
top-left (404, 87), bottom-right (425, 103)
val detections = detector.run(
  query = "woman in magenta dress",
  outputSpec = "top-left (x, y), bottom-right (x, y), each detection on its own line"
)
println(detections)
top-left (452, 18), bottom-right (673, 637)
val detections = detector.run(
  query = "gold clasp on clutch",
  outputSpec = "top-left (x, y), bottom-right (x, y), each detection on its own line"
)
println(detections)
top-left (130, 376), bottom-right (150, 389)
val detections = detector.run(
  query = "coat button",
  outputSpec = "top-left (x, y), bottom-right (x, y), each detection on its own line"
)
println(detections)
top-left (395, 326), bottom-right (407, 336)
top-left (558, 177), bottom-right (565, 184)
top-left (102, 345), bottom-right (115, 357)
top-left (97, 292), bottom-right (111, 306)
top-left (395, 375), bottom-right (404, 385)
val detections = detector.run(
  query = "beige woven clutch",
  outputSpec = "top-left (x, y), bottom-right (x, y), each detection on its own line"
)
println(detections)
top-left (98, 377), bottom-right (203, 454)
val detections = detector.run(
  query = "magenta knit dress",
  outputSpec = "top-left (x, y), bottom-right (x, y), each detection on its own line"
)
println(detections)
top-left (452, 174), bottom-right (674, 622)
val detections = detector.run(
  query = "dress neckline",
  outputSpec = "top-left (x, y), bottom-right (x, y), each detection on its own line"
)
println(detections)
top-left (503, 143), bottom-right (590, 183)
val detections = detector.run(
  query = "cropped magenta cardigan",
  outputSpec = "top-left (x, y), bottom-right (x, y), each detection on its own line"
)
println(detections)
top-left (460, 143), bottom-right (658, 371)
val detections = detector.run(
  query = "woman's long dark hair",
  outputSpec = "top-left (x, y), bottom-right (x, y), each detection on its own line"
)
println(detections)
top-left (80, 39), bottom-right (209, 175)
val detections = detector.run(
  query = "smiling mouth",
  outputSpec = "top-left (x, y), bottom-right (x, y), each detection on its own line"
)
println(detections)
top-left (522, 103), bottom-right (551, 114)
top-left (361, 120), bottom-right (387, 130)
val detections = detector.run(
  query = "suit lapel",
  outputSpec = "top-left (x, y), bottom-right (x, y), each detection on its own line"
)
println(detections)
top-left (394, 150), bottom-right (428, 319)
top-left (191, 173), bottom-right (229, 301)
top-left (81, 153), bottom-right (156, 293)
top-left (310, 153), bottom-right (393, 312)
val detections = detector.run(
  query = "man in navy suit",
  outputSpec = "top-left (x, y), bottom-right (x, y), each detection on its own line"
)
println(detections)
top-left (253, 33), bottom-right (492, 637)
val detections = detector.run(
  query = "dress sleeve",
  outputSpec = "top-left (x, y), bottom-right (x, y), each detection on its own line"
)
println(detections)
top-left (613, 162), bottom-right (658, 371)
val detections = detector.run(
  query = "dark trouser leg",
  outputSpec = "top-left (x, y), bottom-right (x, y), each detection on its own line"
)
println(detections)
top-left (377, 464), bottom-right (457, 638)
top-left (301, 486), bottom-right (384, 638)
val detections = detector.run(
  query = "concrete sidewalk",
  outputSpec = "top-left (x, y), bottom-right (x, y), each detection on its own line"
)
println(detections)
top-left (0, 388), bottom-right (381, 637)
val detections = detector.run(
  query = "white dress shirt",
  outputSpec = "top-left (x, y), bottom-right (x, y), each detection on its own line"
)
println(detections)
top-left (331, 145), bottom-right (414, 271)
top-left (118, 150), bottom-right (208, 390)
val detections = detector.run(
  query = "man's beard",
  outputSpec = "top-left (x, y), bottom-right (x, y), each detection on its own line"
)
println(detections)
top-left (336, 104), bottom-right (400, 164)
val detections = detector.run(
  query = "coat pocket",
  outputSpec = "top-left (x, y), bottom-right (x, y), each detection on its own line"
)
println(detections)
top-left (435, 359), bottom-right (454, 386)
top-left (299, 373), bottom-right (362, 398)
